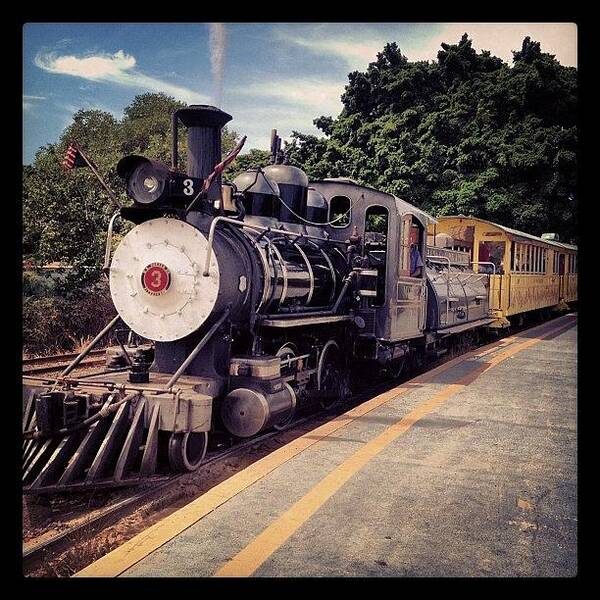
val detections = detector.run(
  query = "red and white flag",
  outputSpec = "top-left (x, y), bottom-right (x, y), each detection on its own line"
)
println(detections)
top-left (62, 143), bottom-right (86, 170)
top-left (201, 135), bottom-right (247, 193)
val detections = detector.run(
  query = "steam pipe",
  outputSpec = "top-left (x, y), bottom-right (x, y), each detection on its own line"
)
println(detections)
top-left (260, 272), bottom-right (356, 321)
top-left (102, 211), bottom-right (121, 277)
top-left (202, 216), bottom-right (347, 277)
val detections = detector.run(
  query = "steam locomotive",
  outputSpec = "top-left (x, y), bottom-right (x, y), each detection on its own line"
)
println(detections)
top-left (21, 105), bottom-right (537, 493)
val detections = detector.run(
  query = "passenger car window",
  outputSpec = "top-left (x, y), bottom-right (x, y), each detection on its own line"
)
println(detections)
top-left (478, 241), bottom-right (505, 274)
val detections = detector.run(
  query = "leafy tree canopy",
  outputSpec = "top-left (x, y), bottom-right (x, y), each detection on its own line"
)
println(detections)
top-left (285, 35), bottom-right (577, 243)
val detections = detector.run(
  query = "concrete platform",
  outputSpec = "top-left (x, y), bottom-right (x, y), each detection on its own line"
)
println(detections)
top-left (77, 314), bottom-right (577, 578)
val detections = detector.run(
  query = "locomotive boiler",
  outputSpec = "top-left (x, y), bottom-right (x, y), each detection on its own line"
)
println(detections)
top-left (23, 104), bottom-right (500, 494)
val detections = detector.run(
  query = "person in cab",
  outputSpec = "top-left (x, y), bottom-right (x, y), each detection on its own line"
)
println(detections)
top-left (409, 225), bottom-right (424, 277)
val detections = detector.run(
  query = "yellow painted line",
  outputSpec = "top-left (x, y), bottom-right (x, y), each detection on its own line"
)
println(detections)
top-left (75, 315), bottom-right (574, 577)
top-left (214, 318), bottom-right (575, 577)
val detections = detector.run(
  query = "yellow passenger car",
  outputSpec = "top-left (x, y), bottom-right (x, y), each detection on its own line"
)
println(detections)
top-left (428, 216), bottom-right (577, 328)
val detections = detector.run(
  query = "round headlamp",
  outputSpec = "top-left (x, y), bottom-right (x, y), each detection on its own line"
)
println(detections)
top-left (143, 175), bottom-right (160, 194)
top-left (117, 155), bottom-right (170, 205)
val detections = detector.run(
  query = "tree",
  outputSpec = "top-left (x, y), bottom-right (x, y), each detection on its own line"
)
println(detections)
top-left (224, 148), bottom-right (271, 181)
top-left (286, 36), bottom-right (577, 243)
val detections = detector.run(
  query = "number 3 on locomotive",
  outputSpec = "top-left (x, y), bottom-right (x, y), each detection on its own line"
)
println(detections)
top-left (183, 178), bottom-right (194, 196)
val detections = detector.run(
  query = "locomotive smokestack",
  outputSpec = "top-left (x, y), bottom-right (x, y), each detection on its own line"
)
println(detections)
top-left (173, 105), bottom-right (232, 200)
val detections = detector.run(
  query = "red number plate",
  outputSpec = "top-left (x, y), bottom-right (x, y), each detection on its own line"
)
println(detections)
top-left (142, 262), bottom-right (171, 295)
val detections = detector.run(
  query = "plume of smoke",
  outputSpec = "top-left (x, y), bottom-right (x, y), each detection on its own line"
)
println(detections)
top-left (209, 23), bottom-right (226, 107)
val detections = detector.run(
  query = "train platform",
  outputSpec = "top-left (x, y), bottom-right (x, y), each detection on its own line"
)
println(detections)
top-left (77, 313), bottom-right (577, 578)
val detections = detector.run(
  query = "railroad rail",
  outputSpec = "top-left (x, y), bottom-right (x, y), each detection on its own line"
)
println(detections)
top-left (23, 350), bottom-right (108, 375)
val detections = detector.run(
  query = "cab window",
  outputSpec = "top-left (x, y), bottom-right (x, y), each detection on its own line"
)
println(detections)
top-left (329, 196), bottom-right (351, 228)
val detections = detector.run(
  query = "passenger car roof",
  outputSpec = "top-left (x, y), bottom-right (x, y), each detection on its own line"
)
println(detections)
top-left (439, 215), bottom-right (577, 251)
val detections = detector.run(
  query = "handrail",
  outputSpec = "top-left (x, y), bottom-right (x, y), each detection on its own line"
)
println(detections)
top-left (425, 245), bottom-right (470, 266)
top-left (102, 210), bottom-right (121, 277)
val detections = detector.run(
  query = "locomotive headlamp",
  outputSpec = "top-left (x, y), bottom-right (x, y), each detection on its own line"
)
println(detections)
top-left (117, 155), bottom-right (203, 208)
top-left (143, 175), bottom-right (160, 194)
top-left (117, 155), bottom-right (170, 205)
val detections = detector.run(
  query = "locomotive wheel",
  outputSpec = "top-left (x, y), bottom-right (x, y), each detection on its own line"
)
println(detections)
top-left (273, 344), bottom-right (297, 430)
top-left (276, 343), bottom-right (298, 376)
top-left (168, 431), bottom-right (208, 472)
top-left (318, 340), bottom-right (347, 411)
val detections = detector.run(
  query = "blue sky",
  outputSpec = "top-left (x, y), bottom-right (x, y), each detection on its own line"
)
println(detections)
top-left (23, 22), bottom-right (577, 164)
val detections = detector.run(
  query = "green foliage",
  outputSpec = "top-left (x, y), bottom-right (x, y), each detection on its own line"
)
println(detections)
top-left (366, 213), bottom-right (388, 234)
top-left (23, 283), bottom-right (116, 355)
top-left (23, 271), bottom-right (60, 296)
top-left (224, 148), bottom-right (271, 181)
top-left (286, 36), bottom-right (577, 243)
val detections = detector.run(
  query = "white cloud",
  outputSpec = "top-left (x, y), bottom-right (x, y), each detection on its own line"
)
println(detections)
top-left (34, 49), bottom-right (209, 104)
top-left (281, 22), bottom-right (577, 69)
top-left (227, 101), bottom-right (332, 154)
top-left (283, 34), bottom-right (383, 70)
top-left (36, 49), bottom-right (136, 79)
top-left (229, 78), bottom-right (345, 151)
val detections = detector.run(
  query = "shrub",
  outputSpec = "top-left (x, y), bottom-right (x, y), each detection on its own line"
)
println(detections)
top-left (22, 283), bottom-right (116, 356)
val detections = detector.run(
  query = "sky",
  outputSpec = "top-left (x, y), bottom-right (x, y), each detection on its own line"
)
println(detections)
top-left (22, 22), bottom-right (577, 165)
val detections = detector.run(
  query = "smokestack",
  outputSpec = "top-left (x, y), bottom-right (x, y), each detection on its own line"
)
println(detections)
top-left (176, 105), bottom-right (232, 200)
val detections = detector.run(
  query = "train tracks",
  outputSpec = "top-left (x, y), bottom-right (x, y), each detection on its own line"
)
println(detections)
top-left (23, 350), bottom-right (108, 375)
top-left (22, 378), bottom-right (401, 574)
top-left (21, 363), bottom-right (439, 575)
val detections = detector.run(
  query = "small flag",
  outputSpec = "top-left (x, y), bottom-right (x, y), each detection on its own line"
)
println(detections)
top-left (62, 143), bottom-right (87, 170)
top-left (201, 135), bottom-right (247, 193)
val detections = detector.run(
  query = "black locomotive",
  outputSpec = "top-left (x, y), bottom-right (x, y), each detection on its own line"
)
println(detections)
top-left (23, 105), bottom-right (493, 493)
